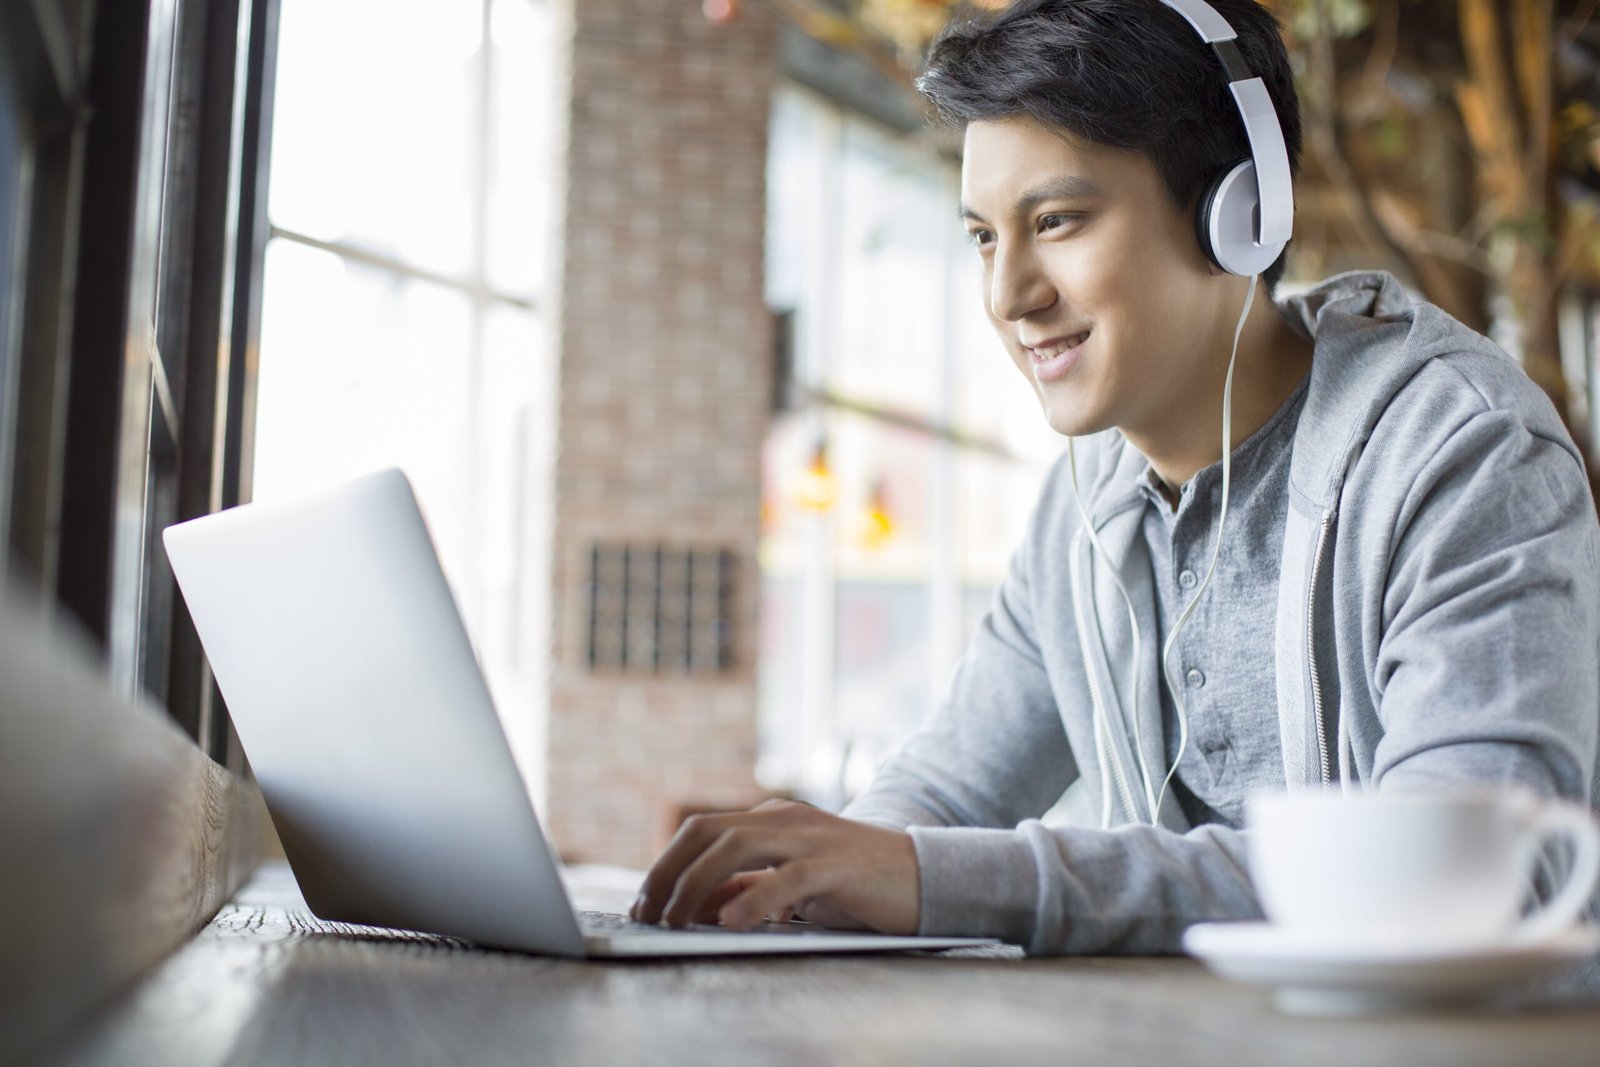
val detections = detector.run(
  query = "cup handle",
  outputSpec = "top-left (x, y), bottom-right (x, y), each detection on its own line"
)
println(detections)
top-left (1510, 801), bottom-right (1600, 946)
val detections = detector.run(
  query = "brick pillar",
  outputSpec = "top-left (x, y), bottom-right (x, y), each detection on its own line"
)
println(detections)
top-left (547, 0), bottom-right (777, 867)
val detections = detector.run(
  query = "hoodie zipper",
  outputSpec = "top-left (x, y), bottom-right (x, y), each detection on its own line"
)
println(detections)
top-left (1093, 688), bottom-right (1141, 823)
top-left (1307, 512), bottom-right (1335, 784)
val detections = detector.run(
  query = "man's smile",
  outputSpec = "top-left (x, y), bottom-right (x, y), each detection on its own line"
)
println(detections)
top-left (1023, 329), bottom-right (1091, 380)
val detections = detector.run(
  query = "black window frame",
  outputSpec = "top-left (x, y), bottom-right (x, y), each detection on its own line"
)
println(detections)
top-left (2, 0), bottom-right (280, 766)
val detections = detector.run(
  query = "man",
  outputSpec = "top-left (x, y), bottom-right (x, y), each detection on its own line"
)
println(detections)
top-left (631, 0), bottom-right (1600, 953)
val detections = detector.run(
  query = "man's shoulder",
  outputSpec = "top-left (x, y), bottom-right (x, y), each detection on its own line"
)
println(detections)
top-left (1291, 288), bottom-right (1578, 505)
top-left (1373, 324), bottom-right (1569, 459)
top-left (1296, 275), bottom-right (1556, 429)
top-left (1311, 310), bottom-right (1594, 558)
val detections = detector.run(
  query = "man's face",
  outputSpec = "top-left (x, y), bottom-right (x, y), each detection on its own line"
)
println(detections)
top-left (961, 116), bottom-right (1233, 441)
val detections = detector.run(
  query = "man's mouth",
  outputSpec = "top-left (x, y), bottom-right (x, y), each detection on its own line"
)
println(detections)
top-left (1026, 330), bottom-right (1091, 363)
top-left (1023, 330), bottom-right (1091, 382)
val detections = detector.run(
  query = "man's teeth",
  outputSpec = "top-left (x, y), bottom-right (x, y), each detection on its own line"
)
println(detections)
top-left (1032, 332), bottom-right (1089, 362)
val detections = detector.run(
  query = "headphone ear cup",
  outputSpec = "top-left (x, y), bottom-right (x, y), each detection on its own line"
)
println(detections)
top-left (1196, 159), bottom-right (1286, 277)
top-left (1194, 167), bottom-right (1233, 273)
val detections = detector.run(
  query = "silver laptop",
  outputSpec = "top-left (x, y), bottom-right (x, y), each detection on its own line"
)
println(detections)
top-left (163, 468), bottom-right (994, 958)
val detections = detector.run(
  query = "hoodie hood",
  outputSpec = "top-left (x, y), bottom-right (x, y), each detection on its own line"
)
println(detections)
top-left (1276, 269), bottom-right (1507, 514)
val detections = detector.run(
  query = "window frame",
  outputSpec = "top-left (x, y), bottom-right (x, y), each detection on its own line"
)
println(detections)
top-left (3, 0), bottom-right (281, 765)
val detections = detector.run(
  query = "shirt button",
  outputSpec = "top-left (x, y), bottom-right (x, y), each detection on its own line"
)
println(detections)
top-left (1185, 668), bottom-right (1206, 688)
top-left (1178, 569), bottom-right (1198, 589)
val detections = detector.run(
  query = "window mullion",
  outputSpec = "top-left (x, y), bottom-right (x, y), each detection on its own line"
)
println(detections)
top-left (266, 224), bottom-right (534, 312)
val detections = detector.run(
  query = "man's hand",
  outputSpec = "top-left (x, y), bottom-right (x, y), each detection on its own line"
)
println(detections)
top-left (629, 800), bottom-right (920, 934)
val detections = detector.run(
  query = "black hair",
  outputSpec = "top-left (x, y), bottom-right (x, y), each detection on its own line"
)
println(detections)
top-left (919, 0), bottom-right (1302, 290)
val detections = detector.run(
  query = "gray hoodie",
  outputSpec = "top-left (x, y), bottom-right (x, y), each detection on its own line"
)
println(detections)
top-left (841, 271), bottom-right (1600, 954)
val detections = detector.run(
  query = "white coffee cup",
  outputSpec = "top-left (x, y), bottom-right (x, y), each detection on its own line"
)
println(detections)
top-left (1247, 788), bottom-right (1600, 950)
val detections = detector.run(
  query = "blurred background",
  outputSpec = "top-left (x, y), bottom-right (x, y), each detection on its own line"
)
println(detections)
top-left (6, 0), bottom-right (1600, 870)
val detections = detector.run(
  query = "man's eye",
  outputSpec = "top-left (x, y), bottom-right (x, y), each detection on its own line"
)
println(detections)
top-left (1038, 213), bottom-right (1080, 233)
top-left (966, 228), bottom-right (994, 248)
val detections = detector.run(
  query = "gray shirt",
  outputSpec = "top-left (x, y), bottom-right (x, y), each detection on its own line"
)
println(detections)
top-left (1142, 378), bottom-right (1307, 828)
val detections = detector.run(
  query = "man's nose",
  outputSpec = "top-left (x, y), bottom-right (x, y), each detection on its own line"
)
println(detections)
top-left (989, 241), bottom-right (1056, 322)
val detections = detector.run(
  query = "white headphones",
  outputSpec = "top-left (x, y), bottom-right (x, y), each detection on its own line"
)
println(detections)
top-left (1157, 0), bottom-right (1295, 276)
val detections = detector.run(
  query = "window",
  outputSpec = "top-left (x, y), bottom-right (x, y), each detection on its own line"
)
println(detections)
top-left (2, 0), bottom-right (276, 764)
top-left (0, 37), bottom-right (25, 540)
top-left (254, 0), bottom-right (557, 794)
top-left (758, 84), bottom-right (1062, 803)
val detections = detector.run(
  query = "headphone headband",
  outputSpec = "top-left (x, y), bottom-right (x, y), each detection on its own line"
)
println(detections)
top-left (1156, 0), bottom-right (1294, 268)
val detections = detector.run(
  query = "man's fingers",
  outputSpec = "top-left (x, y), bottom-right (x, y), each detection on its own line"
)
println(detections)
top-left (633, 804), bottom-right (809, 922)
top-left (632, 807), bottom-right (918, 934)
top-left (717, 861), bottom-right (828, 930)
top-left (633, 812), bottom-right (738, 922)
top-left (660, 828), bottom-right (799, 927)
top-left (693, 871), bottom-right (768, 923)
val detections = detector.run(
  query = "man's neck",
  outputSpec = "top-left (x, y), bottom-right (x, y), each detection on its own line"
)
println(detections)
top-left (1127, 288), bottom-right (1314, 507)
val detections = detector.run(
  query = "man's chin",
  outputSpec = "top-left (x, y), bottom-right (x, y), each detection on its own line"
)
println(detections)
top-left (1042, 405), bottom-right (1108, 439)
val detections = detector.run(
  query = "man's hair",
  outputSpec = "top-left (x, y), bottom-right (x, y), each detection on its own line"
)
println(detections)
top-left (919, 0), bottom-right (1302, 290)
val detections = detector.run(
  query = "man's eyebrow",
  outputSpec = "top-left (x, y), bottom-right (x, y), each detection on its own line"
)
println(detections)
top-left (959, 175), bottom-right (1107, 222)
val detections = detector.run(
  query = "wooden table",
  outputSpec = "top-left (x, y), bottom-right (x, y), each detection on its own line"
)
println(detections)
top-left (43, 863), bottom-right (1600, 1066)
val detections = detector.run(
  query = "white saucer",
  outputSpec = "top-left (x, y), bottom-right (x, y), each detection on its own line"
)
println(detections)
top-left (1183, 922), bottom-right (1600, 1015)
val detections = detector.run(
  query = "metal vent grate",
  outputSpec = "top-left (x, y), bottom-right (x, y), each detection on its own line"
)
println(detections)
top-left (585, 543), bottom-right (736, 673)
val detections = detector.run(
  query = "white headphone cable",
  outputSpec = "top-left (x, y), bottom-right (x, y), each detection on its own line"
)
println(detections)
top-left (1154, 272), bottom-right (1258, 821)
top-left (1066, 271), bottom-right (1259, 827)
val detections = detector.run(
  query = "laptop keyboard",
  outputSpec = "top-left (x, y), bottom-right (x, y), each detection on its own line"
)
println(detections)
top-left (577, 909), bottom-right (811, 936)
top-left (578, 909), bottom-right (674, 933)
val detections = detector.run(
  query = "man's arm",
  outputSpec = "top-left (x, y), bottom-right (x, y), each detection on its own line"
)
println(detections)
top-left (1363, 402), bottom-right (1599, 802)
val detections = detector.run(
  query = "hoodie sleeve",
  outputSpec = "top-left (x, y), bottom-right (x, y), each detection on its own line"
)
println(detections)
top-left (1367, 398), bottom-right (1600, 805)
top-left (906, 820), bottom-right (1261, 953)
